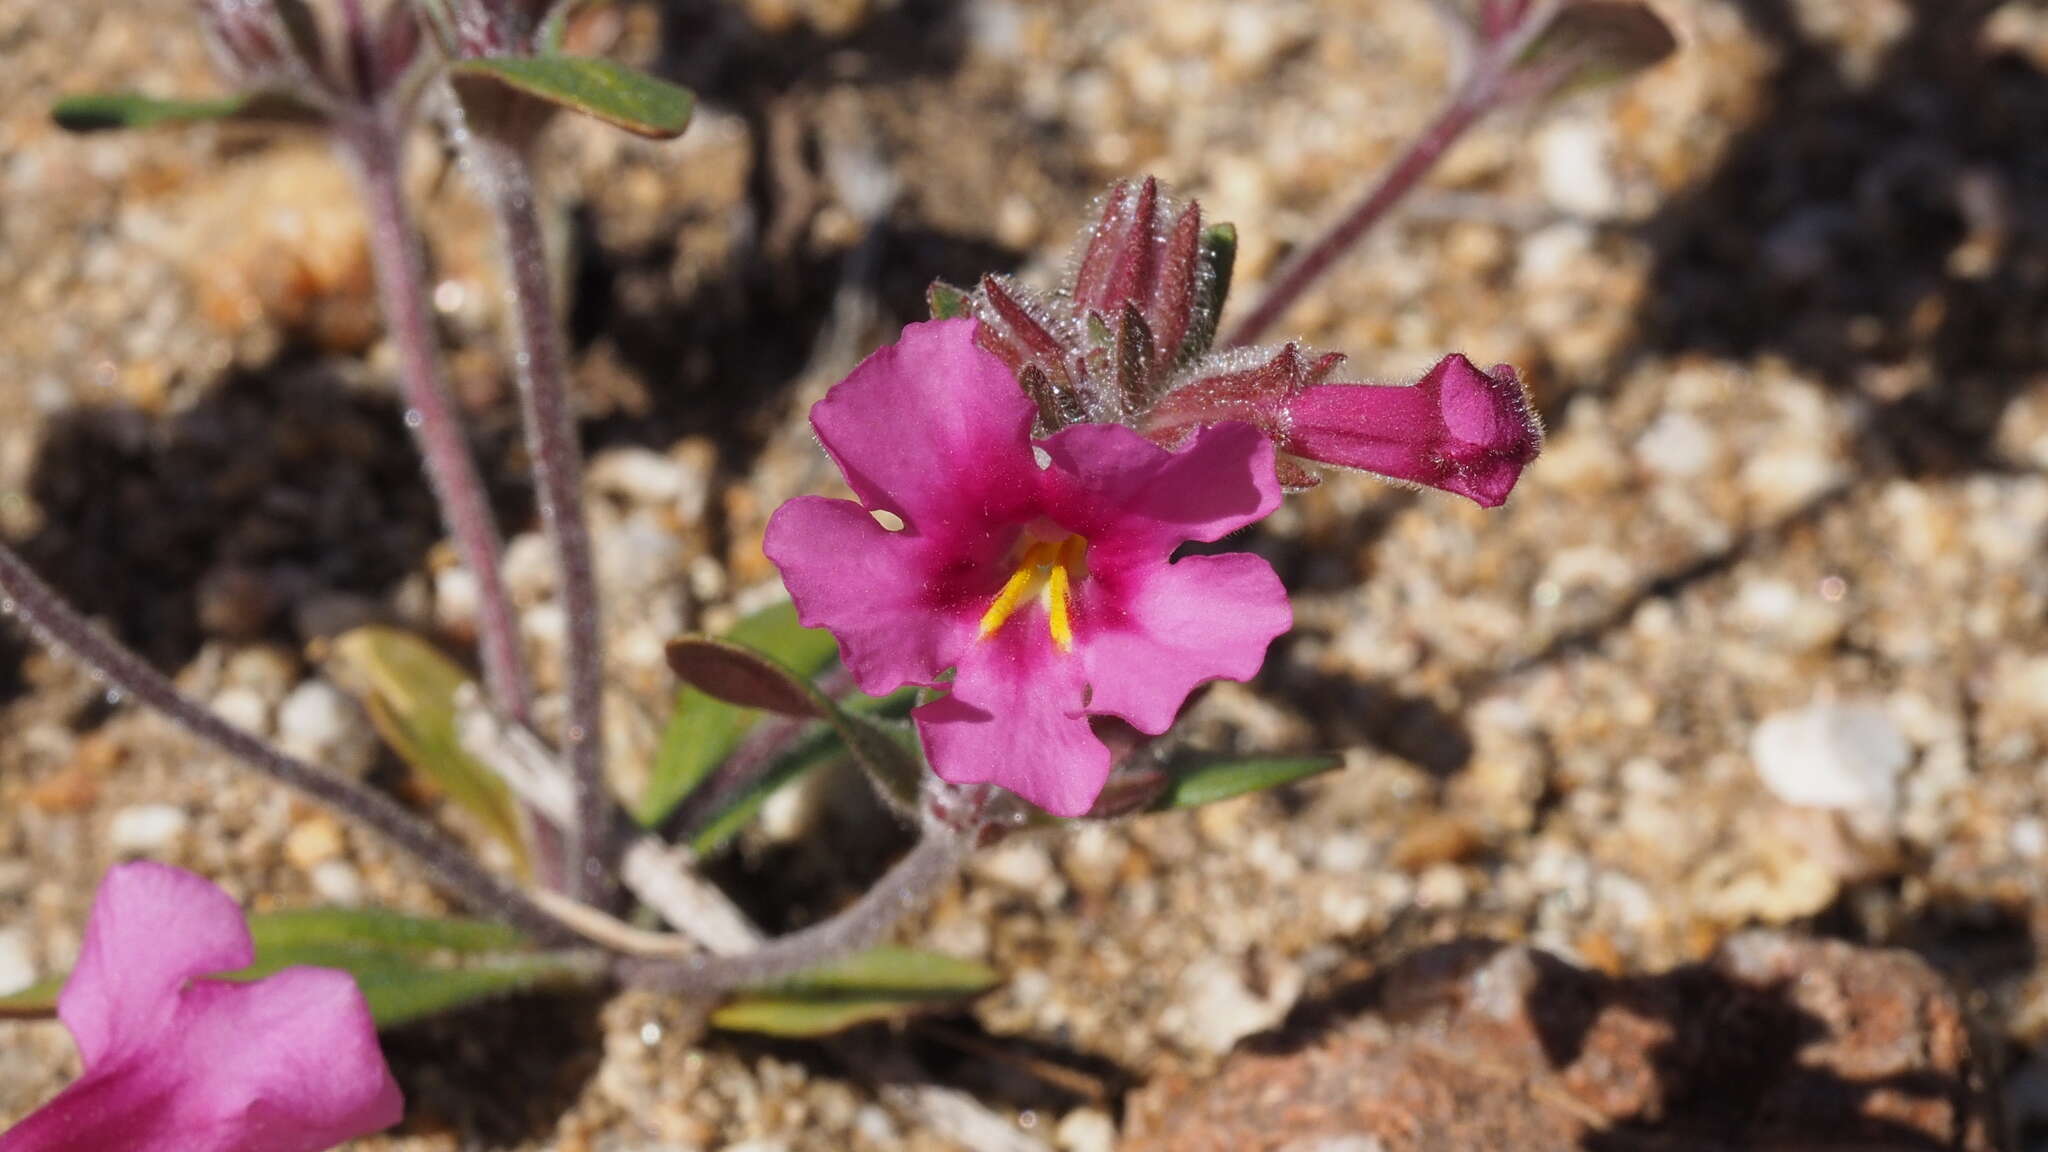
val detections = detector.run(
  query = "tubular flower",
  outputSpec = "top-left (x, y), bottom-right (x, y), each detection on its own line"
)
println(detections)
top-left (0, 862), bottom-right (402, 1152)
top-left (1144, 345), bottom-right (1542, 504)
top-left (765, 318), bottom-right (1292, 816)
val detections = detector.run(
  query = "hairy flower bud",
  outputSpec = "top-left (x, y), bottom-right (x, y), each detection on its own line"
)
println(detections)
top-left (196, 0), bottom-right (425, 113)
top-left (939, 179), bottom-right (1231, 430)
top-left (1147, 346), bottom-right (1543, 505)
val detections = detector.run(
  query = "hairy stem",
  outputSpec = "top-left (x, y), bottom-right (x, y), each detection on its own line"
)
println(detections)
top-left (0, 544), bottom-right (573, 946)
top-left (619, 825), bottom-right (974, 994)
top-left (460, 125), bottom-right (612, 902)
top-left (337, 116), bottom-right (534, 730)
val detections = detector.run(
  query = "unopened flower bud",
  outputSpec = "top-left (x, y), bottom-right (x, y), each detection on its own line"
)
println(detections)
top-left (1146, 346), bottom-right (1543, 506)
top-left (195, 0), bottom-right (426, 113)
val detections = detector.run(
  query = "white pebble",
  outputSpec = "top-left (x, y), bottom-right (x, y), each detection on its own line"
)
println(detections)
top-left (0, 926), bottom-right (35, 996)
top-left (588, 446), bottom-right (686, 506)
top-left (1751, 699), bottom-right (1910, 816)
top-left (1634, 411), bottom-right (1719, 479)
top-left (433, 566), bottom-right (480, 635)
top-left (1055, 1107), bottom-right (1117, 1152)
top-left (502, 533), bottom-right (557, 605)
top-left (211, 686), bottom-right (273, 736)
top-left (310, 860), bottom-right (366, 906)
top-left (277, 680), bottom-right (375, 778)
top-left (1538, 117), bottom-right (1623, 218)
top-left (1166, 955), bottom-right (1301, 1055)
top-left (109, 804), bottom-right (191, 856)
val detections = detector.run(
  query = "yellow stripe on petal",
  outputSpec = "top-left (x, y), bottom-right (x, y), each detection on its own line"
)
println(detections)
top-left (1047, 559), bottom-right (1073, 651)
top-left (978, 536), bottom-right (1088, 651)
top-left (979, 540), bottom-right (1053, 639)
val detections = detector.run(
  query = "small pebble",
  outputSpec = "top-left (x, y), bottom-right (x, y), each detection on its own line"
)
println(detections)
top-left (310, 860), bottom-right (366, 906)
top-left (1751, 699), bottom-right (1910, 816)
top-left (109, 804), bottom-right (191, 856)
top-left (0, 926), bottom-right (36, 996)
top-left (277, 679), bottom-right (375, 778)
top-left (1056, 1107), bottom-right (1116, 1152)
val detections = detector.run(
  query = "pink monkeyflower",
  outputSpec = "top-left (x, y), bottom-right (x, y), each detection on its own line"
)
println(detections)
top-left (1146, 345), bottom-right (1543, 506)
top-left (1, 862), bottom-right (402, 1152)
top-left (765, 318), bottom-right (1292, 816)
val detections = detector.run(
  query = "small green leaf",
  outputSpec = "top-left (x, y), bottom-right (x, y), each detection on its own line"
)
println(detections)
top-left (1155, 754), bottom-right (1342, 810)
top-left (247, 908), bottom-right (592, 1030)
top-left (0, 908), bottom-right (598, 1029)
top-left (50, 92), bottom-right (279, 133)
top-left (449, 55), bottom-right (695, 138)
top-left (328, 627), bottom-right (529, 874)
top-left (640, 601), bottom-right (843, 826)
top-left (248, 907), bottom-right (525, 955)
top-left (1184, 222), bottom-right (1238, 362)
top-left (927, 281), bottom-right (973, 321)
top-left (711, 947), bottom-right (1000, 1038)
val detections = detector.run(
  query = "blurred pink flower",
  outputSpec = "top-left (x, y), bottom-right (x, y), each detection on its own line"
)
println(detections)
top-left (765, 319), bottom-right (1292, 816)
top-left (0, 862), bottom-right (402, 1152)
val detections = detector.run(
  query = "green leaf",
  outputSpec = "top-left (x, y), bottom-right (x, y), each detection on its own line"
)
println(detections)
top-left (247, 907), bottom-right (525, 955)
top-left (0, 908), bottom-right (598, 1029)
top-left (711, 947), bottom-right (1000, 1038)
top-left (49, 91), bottom-right (304, 133)
top-left (927, 281), bottom-right (973, 321)
top-left (449, 55), bottom-right (695, 138)
top-left (1154, 754), bottom-right (1343, 810)
top-left (1184, 222), bottom-right (1237, 362)
top-left (640, 601), bottom-right (843, 826)
top-left (328, 627), bottom-right (529, 875)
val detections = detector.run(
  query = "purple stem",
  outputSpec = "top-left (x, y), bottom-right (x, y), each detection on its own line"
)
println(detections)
top-left (0, 543), bottom-right (573, 946)
top-left (338, 113), bottom-right (569, 890)
top-left (619, 823), bottom-right (973, 994)
top-left (337, 116), bottom-right (534, 731)
top-left (461, 127), bottom-right (612, 902)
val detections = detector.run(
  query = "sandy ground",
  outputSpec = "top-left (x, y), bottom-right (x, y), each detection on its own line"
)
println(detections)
top-left (6, 0), bottom-right (2048, 1148)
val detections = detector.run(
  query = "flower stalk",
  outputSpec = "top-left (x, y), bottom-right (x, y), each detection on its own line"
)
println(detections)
top-left (0, 543), bottom-right (574, 947)
top-left (458, 121), bottom-right (613, 903)
top-left (620, 817), bottom-right (979, 994)
top-left (336, 113), bottom-right (534, 729)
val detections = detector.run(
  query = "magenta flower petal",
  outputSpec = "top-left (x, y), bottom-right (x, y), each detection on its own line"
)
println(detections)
top-left (764, 495), bottom-right (985, 694)
top-left (808, 317), bottom-right (1040, 532)
top-left (914, 622), bottom-right (1108, 817)
top-left (1079, 553), bottom-right (1292, 735)
top-left (1, 862), bottom-right (402, 1152)
top-left (1283, 355), bottom-right (1542, 508)
top-left (768, 318), bottom-right (1293, 816)
top-left (56, 861), bottom-right (254, 1068)
top-left (1037, 421), bottom-right (1281, 560)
